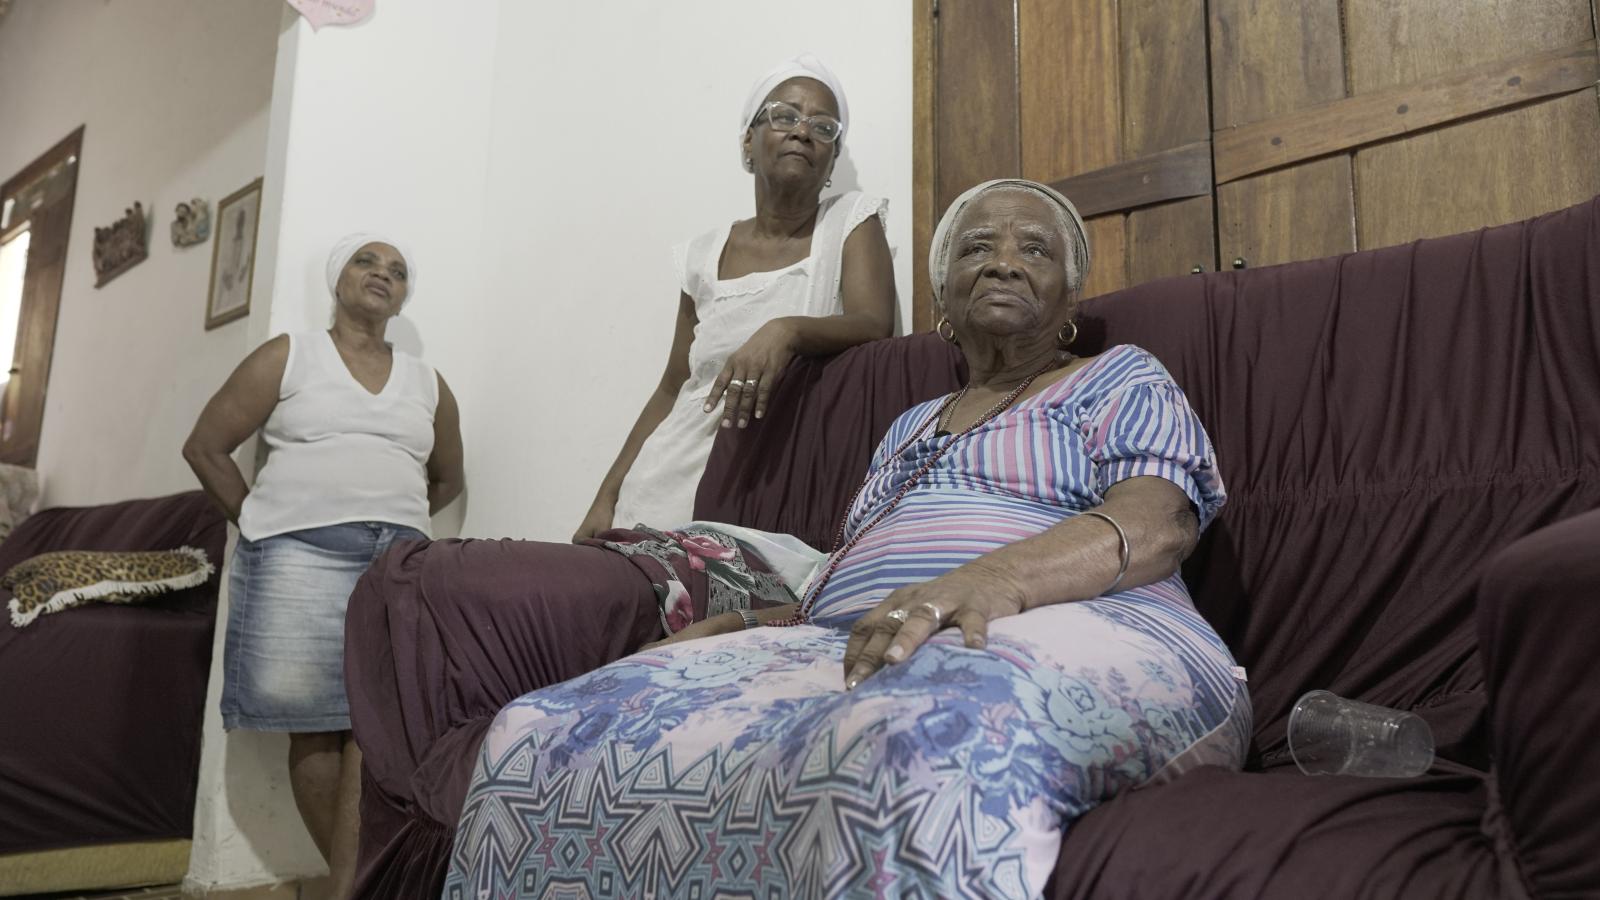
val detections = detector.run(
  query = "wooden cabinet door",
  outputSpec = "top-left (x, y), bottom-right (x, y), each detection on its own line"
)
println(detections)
top-left (1210, 0), bottom-right (1600, 268)
top-left (920, 0), bottom-right (1219, 326)
top-left (918, 0), bottom-right (1599, 325)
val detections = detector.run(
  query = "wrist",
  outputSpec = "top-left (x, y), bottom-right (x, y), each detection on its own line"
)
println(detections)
top-left (957, 558), bottom-right (1032, 613)
top-left (768, 317), bottom-right (802, 352)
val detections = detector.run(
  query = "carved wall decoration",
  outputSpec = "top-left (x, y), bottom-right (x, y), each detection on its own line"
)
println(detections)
top-left (170, 198), bottom-right (211, 248)
top-left (92, 202), bottom-right (149, 288)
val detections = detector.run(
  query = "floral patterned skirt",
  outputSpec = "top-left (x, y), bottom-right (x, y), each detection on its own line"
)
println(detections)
top-left (443, 585), bottom-right (1249, 899)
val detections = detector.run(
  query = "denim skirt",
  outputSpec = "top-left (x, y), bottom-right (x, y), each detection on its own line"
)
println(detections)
top-left (221, 521), bottom-right (425, 732)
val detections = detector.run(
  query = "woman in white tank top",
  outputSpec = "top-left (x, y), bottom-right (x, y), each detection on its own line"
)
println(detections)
top-left (574, 54), bottom-right (898, 540)
top-left (182, 234), bottom-right (464, 898)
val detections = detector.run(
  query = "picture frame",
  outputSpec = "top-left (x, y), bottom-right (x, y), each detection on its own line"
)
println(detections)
top-left (205, 177), bottom-right (263, 330)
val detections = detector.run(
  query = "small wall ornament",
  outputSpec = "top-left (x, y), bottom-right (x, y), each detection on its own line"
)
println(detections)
top-left (92, 202), bottom-right (149, 288)
top-left (170, 198), bottom-right (211, 248)
top-left (205, 178), bottom-right (263, 330)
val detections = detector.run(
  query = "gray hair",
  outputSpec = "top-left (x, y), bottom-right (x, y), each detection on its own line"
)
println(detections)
top-left (928, 179), bottom-right (1090, 304)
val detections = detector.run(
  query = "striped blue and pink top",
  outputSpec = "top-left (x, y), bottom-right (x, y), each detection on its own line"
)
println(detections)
top-left (806, 344), bottom-right (1226, 627)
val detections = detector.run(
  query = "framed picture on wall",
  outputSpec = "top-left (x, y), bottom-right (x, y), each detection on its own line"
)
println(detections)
top-left (205, 177), bottom-right (263, 330)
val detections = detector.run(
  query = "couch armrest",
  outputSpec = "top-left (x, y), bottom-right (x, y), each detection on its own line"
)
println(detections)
top-left (344, 537), bottom-right (659, 834)
top-left (1477, 507), bottom-right (1600, 898)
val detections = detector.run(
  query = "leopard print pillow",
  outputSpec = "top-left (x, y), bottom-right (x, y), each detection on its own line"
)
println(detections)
top-left (3, 547), bottom-right (214, 628)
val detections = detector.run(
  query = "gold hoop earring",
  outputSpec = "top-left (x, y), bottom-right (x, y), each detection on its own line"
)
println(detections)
top-left (937, 317), bottom-right (957, 343)
top-left (1058, 320), bottom-right (1079, 348)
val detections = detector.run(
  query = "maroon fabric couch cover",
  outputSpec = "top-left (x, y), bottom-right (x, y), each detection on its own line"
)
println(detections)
top-left (347, 196), bottom-right (1600, 898)
top-left (0, 491), bottom-right (226, 854)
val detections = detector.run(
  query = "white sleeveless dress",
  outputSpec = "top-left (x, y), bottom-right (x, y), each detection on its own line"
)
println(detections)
top-left (612, 190), bottom-right (888, 530)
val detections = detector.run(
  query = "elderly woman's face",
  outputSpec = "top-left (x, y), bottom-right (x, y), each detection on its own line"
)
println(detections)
top-left (942, 189), bottom-right (1072, 341)
top-left (335, 242), bottom-right (409, 316)
top-left (744, 77), bottom-right (839, 188)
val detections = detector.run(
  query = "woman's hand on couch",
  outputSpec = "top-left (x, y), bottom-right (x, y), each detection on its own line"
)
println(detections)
top-left (572, 498), bottom-right (617, 544)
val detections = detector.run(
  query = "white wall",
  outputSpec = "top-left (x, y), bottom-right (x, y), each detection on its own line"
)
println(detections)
top-left (0, 0), bottom-right (282, 509)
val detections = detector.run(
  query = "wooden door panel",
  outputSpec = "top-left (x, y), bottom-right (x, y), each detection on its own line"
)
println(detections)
top-left (1121, 0), bottom-right (1209, 155)
top-left (1344, 0), bottom-right (1594, 94)
top-left (1217, 157), bottom-right (1356, 270)
top-left (1210, 0), bottom-right (1346, 128)
top-left (913, 0), bottom-right (936, 330)
top-left (1082, 214), bottom-right (1128, 297)
top-left (1020, 0), bottom-right (1120, 183)
top-left (1128, 196), bottom-right (1215, 285)
top-left (1354, 90), bottom-right (1600, 249)
top-left (5, 204), bottom-right (69, 465)
top-left (935, 0), bottom-right (1021, 209)
top-left (1213, 40), bottom-right (1598, 185)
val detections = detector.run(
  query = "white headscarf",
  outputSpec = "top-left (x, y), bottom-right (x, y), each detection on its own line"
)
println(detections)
top-left (928, 179), bottom-right (1090, 302)
top-left (325, 232), bottom-right (416, 307)
top-left (738, 53), bottom-right (849, 167)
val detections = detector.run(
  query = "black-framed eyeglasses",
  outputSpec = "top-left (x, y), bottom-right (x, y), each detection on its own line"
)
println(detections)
top-left (756, 101), bottom-right (842, 143)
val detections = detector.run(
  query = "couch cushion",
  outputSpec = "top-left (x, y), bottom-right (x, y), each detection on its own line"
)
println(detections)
top-left (1078, 197), bottom-right (1600, 760)
top-left (1044, 765), bottom-right (1510, 900)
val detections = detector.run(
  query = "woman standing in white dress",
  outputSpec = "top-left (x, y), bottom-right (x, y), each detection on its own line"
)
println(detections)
top-left (573, 54), bottom-right (896, 540)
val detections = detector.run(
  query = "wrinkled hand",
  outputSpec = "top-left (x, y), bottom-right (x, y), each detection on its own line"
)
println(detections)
top-left (571, 499), bottom-right (616, 544)
top-left (703, 320), bottom-right (797, 429)
top-left (640, 611), bottom-right (745, 651)
top-left (842, 563), bottom-right (1027, 690)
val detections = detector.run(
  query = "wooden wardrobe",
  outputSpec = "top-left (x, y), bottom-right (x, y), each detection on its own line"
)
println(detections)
top-left (911, 0), bottom-right (1600, 327)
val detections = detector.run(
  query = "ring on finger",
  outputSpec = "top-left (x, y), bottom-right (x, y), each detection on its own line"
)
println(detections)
top-left (917, 601), bottom-right (943, 626)
top-left (885, 608), bottom-right (909, 624)
top-left (727, 378), bottom-right (745, 388)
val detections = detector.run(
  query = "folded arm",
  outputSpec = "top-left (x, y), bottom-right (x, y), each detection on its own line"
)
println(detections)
top-left (182, 335), bottom-right (288, 523)
top-left (427, 373), bottom-right (465, 514)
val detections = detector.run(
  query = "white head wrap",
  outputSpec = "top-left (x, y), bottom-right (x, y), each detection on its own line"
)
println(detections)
top-left (325, 232), bottom-right (416, 307)
top-left (738, 53), bottom-right (849, 167)
top-left (929, 179), bottom-right (1090, 303)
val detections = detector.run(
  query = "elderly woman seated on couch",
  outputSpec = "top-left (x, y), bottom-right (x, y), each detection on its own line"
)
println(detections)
top-left (443, 180), bottom-right (1251, 898)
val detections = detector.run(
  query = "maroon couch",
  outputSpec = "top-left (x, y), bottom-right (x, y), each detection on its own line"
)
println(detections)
top-left (346, 196), bottom-right (1600, 898)
top-left (0, 491), bottom-right (227, 856)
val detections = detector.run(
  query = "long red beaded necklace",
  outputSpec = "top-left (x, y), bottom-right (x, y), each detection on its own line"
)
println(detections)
top-left (769, 359), bottom-right (1060, 627)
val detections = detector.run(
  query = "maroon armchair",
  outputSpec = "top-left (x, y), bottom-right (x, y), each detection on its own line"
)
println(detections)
top-left (0, 492), bottom-right (227, 874)
top-left (346, 196), bottom-right (1600, 898)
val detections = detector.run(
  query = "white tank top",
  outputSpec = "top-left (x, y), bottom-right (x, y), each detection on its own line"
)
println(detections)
top-left (237, 331), bottom-right (438, 541)
top-left (612, 191), bottom-right (888, 530)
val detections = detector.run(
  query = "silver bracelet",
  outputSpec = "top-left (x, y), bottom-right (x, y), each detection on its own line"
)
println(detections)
top-left (1080, 511), bottom-right (1130, 595)
top-left (738, 608), bottom-right (760, 630)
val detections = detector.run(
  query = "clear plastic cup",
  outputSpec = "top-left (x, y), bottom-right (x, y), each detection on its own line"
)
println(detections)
top-left (1288, 690), bottom-right (1435, 777)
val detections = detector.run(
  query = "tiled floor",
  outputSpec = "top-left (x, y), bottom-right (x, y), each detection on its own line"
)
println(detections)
top-left (22, 886), bottom-right (184, 900)
top-left (22, 884), bottom-right (300, 900)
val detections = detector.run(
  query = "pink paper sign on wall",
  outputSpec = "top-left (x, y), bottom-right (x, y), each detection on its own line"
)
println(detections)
top-left (285, 0), bottom-right (375, 30)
